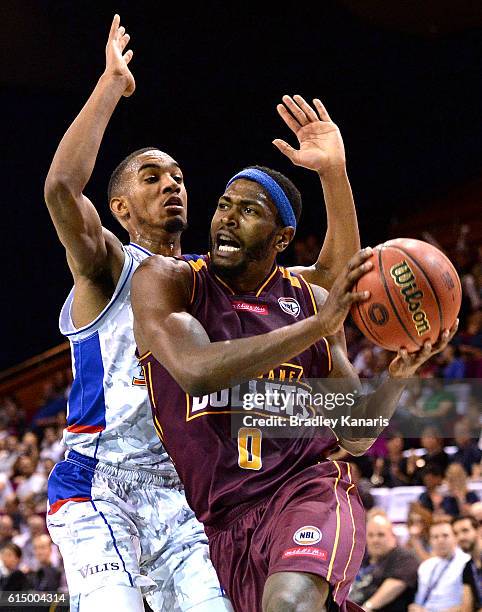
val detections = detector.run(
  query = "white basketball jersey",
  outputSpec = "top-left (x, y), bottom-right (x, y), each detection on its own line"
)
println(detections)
top-left (59, 243), bottom-right (174, 471)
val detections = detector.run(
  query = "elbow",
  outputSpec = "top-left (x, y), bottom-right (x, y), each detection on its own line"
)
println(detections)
top-left (339, 437), bottom-right (376, 456)
top-left (179, 376), bottom-right (210, 398)
top-left (44, 173), bottom-right (80, 205)
top-left (176, 365), bottom-right (220, 398)
top-left (171, 363), bottom-right (208, 398)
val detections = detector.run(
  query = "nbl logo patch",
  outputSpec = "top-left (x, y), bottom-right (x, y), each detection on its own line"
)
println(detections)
top-left (278, 297), bottom-right (300, 318)
top-left (293, 526), bottom-right (322, 546)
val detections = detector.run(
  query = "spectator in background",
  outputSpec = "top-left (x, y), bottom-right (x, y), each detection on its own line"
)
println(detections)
top-left (39, 426), bottom-right (65, 464)
top-left (410, 518), bottom-right (470, 612)
top-left (10, 456), bottom-right (46, 502)
top-left (13, 515), bottom-right (47, 572)
top-left (21, 432), bottom-right (40, 462)
top-left (3, 497), bottom-right (22, 535)
top-left (0, 435), bottom-right (20, 475)
top-left (420, 378), bottom-right (457, 437)
top-left (442, 463), bottom-right (480, 517)
top-left (27, 535), bottom-right (61, 592)
top-left (470, 502), bottom-right (482, 533)
top-left (0, 470), bottom-right (13, 509)
top-left (418, 464), bottom-right (445, 515)
top-left (0, 516), bottom-right (15, 549)
top-left (350, 514), bottom-right (419, 611)
top-left (0, 543), bottom-right (30, 592)
top-left (378, 432), bottom-right (413, 487)
top-left (405, 503), bottom-right (433, 563)
top-left (418, 426), bottom-right (450, 477)
top-left (0, 397), bottom-right (26, 438)
top-left (456, 311), bottom-right (482, 378)
top-left (30, 377), bottom-right (68, 432)
top-left (452, 419), bottom-right (482, 478)
top-left (452, 516), bottom-right (482, 612)
top-left (439, 343), bottom-right (466, 380)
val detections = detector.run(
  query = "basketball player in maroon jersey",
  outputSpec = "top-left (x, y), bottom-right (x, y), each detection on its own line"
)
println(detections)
top-left (132, 164), bottom-right (457, 610)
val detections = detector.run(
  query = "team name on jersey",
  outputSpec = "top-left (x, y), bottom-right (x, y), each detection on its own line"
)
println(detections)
top-left (185, 364), bottom-right (314, 422)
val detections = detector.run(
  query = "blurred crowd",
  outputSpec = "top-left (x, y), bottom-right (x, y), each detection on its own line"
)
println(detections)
top-left (0, 229), bottom-right (480, 610)
top-left (0, 375), bottom-right (69, 598)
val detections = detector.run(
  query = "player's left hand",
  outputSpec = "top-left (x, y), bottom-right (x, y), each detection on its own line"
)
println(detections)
top-left (388, 319), bottom-right (459, 379)
top-left (273, 95), bottom-right (345, 175)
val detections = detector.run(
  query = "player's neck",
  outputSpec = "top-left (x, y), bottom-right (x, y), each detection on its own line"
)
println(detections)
top-left (129, 231), bottom-right (182, 257)
top-left (216, 259), bottom-right (276, 294)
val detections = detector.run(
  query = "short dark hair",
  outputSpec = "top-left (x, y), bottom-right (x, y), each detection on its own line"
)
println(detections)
top-left (1, 542), bottom-right (22, 559)
top-left (245, 165), bottom-right (302, 226)
top-left (107, 147), bottom-right (160, 203)
top-left (452, 515), bottom-right (479, 530)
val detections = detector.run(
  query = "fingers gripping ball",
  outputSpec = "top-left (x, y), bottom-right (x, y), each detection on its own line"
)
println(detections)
top-left (351, 238), bottom-right (461, 352)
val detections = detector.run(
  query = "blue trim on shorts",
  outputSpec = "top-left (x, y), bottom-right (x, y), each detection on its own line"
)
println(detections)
top-left (91, 500), bottom-right (134, 587)
top-left (48, 452), bottom-right (98, 506)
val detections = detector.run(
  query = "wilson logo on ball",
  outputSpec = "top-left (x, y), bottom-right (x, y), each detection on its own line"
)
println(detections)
top-left (390, 260), bottom-right (431, 336)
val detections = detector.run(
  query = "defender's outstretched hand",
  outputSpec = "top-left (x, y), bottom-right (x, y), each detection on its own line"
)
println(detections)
top-left (273, 95), bottom-right (345, 174)
top-left (389, 319), bottom-right (459, 379)
top-left (104, 14), bottom-right (135, 97)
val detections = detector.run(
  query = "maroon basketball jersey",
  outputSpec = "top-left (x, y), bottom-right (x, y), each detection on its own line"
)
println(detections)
top-left (139, 256), bottom-right (338, 526)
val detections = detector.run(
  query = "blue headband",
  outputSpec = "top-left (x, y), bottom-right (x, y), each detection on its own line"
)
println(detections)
top-left (225, 169), bottom-right (296, 228)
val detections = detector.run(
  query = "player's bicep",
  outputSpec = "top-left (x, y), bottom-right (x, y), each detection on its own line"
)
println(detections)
top-left (132, 258), bottom-right (211, 377)
top-left (45, 184), bottom-right (116, 275)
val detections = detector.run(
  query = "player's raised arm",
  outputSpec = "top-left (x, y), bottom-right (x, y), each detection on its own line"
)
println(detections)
top-left (132, 250), bottom-right (373, 397)
top-left (44, 15), bottom-right (134, 278)
top-left (273, 95), bottom-right (360, 289)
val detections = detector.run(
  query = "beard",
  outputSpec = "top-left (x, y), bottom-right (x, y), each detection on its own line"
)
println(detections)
top-left (164, 217), bottom-right (188, 234)
top-left (209, 229), bottom-right (276, 280)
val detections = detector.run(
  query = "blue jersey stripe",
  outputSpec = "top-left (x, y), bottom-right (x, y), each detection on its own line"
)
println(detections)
top-left (67, 332), bottom-right (106, 431)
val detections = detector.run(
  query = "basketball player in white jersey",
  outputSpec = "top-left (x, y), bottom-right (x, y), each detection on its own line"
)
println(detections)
top-left (43, 14), bottom-right (360, 612)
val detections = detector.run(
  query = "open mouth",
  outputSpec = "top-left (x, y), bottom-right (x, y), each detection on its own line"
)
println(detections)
top-left (164, 196), bottom-right (183, 208)
top-left (216, 232), bottom-right (241, 253)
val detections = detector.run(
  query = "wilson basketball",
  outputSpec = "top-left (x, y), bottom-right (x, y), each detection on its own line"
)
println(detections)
top-left (351, 238), bottom-right (461, 352)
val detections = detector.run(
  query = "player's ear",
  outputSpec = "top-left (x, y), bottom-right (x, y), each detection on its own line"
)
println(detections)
top-left (110, 196), bottom-right (130, 222)
top-left (274, 226), bottom-right (295, 253)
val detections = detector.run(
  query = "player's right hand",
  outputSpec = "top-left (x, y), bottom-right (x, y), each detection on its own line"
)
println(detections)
top-left (104, 14), bottom-right (135, 97)
top-left (316, 248), bottom-right (373, 336)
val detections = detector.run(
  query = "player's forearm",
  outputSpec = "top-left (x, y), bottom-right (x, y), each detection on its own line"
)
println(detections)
top-left (45, 73), bottom-right (127, 198)
top-left (161, 315), bottom-right (326, 397)
top-left (308, 167), bottom-right (360, 289)
top-left (337, 376), bottom-right (407, 454)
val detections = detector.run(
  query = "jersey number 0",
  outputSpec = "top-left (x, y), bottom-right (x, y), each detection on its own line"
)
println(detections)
top-left (237, 427), bottom-right (262, 470)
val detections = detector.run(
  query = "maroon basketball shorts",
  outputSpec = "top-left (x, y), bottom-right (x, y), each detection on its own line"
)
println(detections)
top-left (207, 461), bottom-right (366, 612)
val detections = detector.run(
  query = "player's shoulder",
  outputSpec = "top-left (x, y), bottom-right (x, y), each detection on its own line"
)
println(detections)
top-left (135, 254), bottom-right (192, 279)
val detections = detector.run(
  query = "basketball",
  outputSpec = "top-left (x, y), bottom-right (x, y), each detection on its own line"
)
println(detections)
top-left (351, 238), bottom-right (462, 352)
